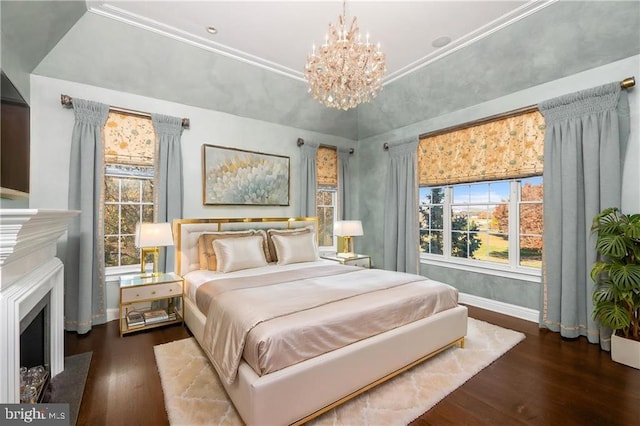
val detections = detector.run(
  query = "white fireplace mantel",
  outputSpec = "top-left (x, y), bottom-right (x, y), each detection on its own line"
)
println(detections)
top-left (0, 209), bottom-right (78, 403)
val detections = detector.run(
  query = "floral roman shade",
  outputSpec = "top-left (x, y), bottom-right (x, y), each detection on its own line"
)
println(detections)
top-left (316, 146), bottom-right (337, 186)
top-left (418, 110), bottom-right (545, 186)
top-left (103, 112), bottom-right (156, 166)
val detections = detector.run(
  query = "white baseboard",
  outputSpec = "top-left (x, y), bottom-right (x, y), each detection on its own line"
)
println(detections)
top-left (459, 293), bottom-right (539, 323)
top-left (107, 308), bottom-right (119, 322)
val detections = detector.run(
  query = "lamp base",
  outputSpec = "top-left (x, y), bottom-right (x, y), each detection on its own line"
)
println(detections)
top-left (140, 247), bottom-right (160, 275)
top-left (337, 252), bottom-right (356, 258)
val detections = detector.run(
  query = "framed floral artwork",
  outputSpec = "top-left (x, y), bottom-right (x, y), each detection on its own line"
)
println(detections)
top-left (202, 144), bottom-right (290, 205)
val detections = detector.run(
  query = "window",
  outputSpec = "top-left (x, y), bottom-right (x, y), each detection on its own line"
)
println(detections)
top-left (316, 188), bottom-right (336, 247)
top-left (316, 146), bottom-right (338, 249)
top-left (102, 112), bottom-right (157, 269)
top-left (418, 109), bottom-right (545, 274)
top-left (419, 177), bottom-right (543, 269)
top-left (518, 176), bottom-right (543, 267)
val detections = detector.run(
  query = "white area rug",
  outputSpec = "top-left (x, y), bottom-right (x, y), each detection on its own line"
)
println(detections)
top-left (154, 318), bottom-right (525, 425)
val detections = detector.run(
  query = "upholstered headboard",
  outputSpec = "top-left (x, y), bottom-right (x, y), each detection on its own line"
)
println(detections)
top-left (173, 217), bottom-right (318, 276)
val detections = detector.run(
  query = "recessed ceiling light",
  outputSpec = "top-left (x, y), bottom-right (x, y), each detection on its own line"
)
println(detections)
top-left (432, 36), bottom-right (451, 48)
top-left (206, 26), bottom-right (218, 35)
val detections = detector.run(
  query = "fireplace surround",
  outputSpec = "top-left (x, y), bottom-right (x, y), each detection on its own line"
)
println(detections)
top-left (0, 209), bottom-right (77, 403)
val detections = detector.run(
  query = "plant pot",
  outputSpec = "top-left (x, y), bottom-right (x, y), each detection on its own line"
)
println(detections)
top-left (611, 334), bottom-right (640, 369)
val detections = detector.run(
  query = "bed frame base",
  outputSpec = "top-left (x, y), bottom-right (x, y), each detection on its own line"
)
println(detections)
top-left (292, 336), bottom-right (465, 425)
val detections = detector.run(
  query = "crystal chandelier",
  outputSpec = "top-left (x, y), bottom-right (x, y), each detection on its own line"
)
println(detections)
top-left (304, 0), bottom-right (386, 110)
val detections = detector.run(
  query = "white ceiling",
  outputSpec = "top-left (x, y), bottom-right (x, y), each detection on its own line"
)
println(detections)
top-left (87, 1), bottom-right (555, 84)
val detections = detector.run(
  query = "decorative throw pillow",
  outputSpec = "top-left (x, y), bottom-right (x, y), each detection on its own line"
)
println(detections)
top-left (197, 231), bottom-right (254, 270)
top-left (266, 226), bottom-right (313, 262)
top-left (271, 232), bottom-right (319, 265)
top-left (253, 229), bottom-right (271, 263)
top-left (213, 235), bottom-right (268, 273)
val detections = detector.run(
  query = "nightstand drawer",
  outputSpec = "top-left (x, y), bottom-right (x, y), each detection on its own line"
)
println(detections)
top-left (121, 281), bottom-right (182, 303)
top-left (347, 257), bottom-right (371, 268)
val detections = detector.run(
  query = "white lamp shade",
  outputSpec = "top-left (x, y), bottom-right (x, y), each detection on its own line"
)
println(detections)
top-left (334, 220), bottom-right (363, 237)
top-left (135, 222), bottom-right (174, 248)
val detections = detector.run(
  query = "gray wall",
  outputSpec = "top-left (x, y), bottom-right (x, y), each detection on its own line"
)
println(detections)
top-left (356, 55), bottom-right (640, 310)
top-left (0, 198), bottom-right (29, 209)
top-left (0, 0), bottom-right (85, 104)
top-left (357, 0), bottom-right (640, 139)
top-left (29, 74), bottom-right (356, 217)
top-left (33, 12), bottom-right (357, 140)
top-left (422, 264), bottom-right (539, 311)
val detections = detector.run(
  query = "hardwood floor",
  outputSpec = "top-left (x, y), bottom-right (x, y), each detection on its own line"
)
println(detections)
top-left (65, 306), bottom-right (640, 425)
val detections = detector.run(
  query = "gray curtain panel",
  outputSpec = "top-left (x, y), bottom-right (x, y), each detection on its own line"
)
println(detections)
top-left (383, 137), bottom-right (420, 274)
top-left (337, 147), bottom-right (351, 219)
top-left (65, 98), bottom-right (109, 334)
top-left (539, 82), bottom-right (630, 350)
top-left (152, 114), bottom-right (184, 273)
top-left (299, 141), bottom-right (319, 217)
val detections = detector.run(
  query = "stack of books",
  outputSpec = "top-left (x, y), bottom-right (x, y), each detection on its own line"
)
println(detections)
top-left (143, 309), bottom-right (176, 325)
top-left (126, 311), bottom-right (145, 329)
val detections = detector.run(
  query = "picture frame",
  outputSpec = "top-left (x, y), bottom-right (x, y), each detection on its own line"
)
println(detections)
top-left (202, 144), bottom-right (290, 206)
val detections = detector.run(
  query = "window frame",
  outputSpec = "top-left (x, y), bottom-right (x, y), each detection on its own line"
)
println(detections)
top-left (419, 178), bottom-right (542, 283)
top-left (103, 168), bottom-right (154, 270)
top-left (316, 185), bottom-right (338, 251)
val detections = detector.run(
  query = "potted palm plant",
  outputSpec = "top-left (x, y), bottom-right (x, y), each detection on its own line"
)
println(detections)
top-left (591, 207), bottom-right (640, 369)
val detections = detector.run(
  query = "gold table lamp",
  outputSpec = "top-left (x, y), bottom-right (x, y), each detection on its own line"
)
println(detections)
top-left (135, 222), bottom-right (174, 275)
top-left (334, 220), bottom-right (363, 258)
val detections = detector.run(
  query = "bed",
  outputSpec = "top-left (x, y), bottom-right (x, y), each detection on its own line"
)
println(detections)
top-left (174, 217), bottom-right (468, 425)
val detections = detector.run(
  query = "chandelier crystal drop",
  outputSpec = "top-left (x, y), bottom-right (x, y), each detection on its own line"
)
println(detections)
top-left (304, 1), bottom-right (386, 110)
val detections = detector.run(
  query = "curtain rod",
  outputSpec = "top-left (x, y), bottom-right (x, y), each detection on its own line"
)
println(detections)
top-left (297, 138), bottom-right (354, 154)
top-left (60, 94), bottom-right (190, 129)
top-left (383, 75), bottom-right (636, 150)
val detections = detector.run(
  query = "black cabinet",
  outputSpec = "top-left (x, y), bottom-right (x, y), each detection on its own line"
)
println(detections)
top-left (1, 72), bottom-right (30, 197)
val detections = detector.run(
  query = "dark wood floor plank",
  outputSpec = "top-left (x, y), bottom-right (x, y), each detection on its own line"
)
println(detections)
top-left (64, 306), bottom-right (640, 425)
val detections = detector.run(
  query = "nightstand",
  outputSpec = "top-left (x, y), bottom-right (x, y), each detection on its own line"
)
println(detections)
top-left (119, 272), bottom-right (184, 336)
top-left (321, 254), bottom-right (371, 268)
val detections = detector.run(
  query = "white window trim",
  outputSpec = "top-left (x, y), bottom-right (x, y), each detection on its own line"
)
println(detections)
top-left (105, 264), bottom-right (142, 281)
top-left (420, 179), bottom-right (542, 282)
top-left (420, 254), bottom-right (541, 283)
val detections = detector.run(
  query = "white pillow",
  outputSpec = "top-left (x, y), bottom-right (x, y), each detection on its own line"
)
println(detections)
top-left (271, 232), bottom-right (319, 265)
top-left (212, 235), bottom-right (268, 273)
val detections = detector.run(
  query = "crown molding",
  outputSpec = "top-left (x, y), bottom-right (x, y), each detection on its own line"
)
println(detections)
top-left (87, 0), bottom-right (557, 87)
top-left (385, 0), bottom-right (558, 84)
top-left (86, 1), bottom-right (307, 82)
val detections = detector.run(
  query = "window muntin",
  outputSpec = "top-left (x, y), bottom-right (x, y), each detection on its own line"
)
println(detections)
top-left (420, 177), bottom-right (542, 270)
top-left (316, 187), bottom-right (336, 248)
top-left (104, 166), bottom-right (154, 267)
top-left (452, 182), bottom-right (508, 264)
top-left (419, 188), bottom-right (444, 255)
top-left (518, 176), bottom-right (543, 267)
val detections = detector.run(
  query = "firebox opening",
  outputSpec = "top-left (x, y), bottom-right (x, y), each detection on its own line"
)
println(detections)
top-left (19, 291), bottom-right (50, 371)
